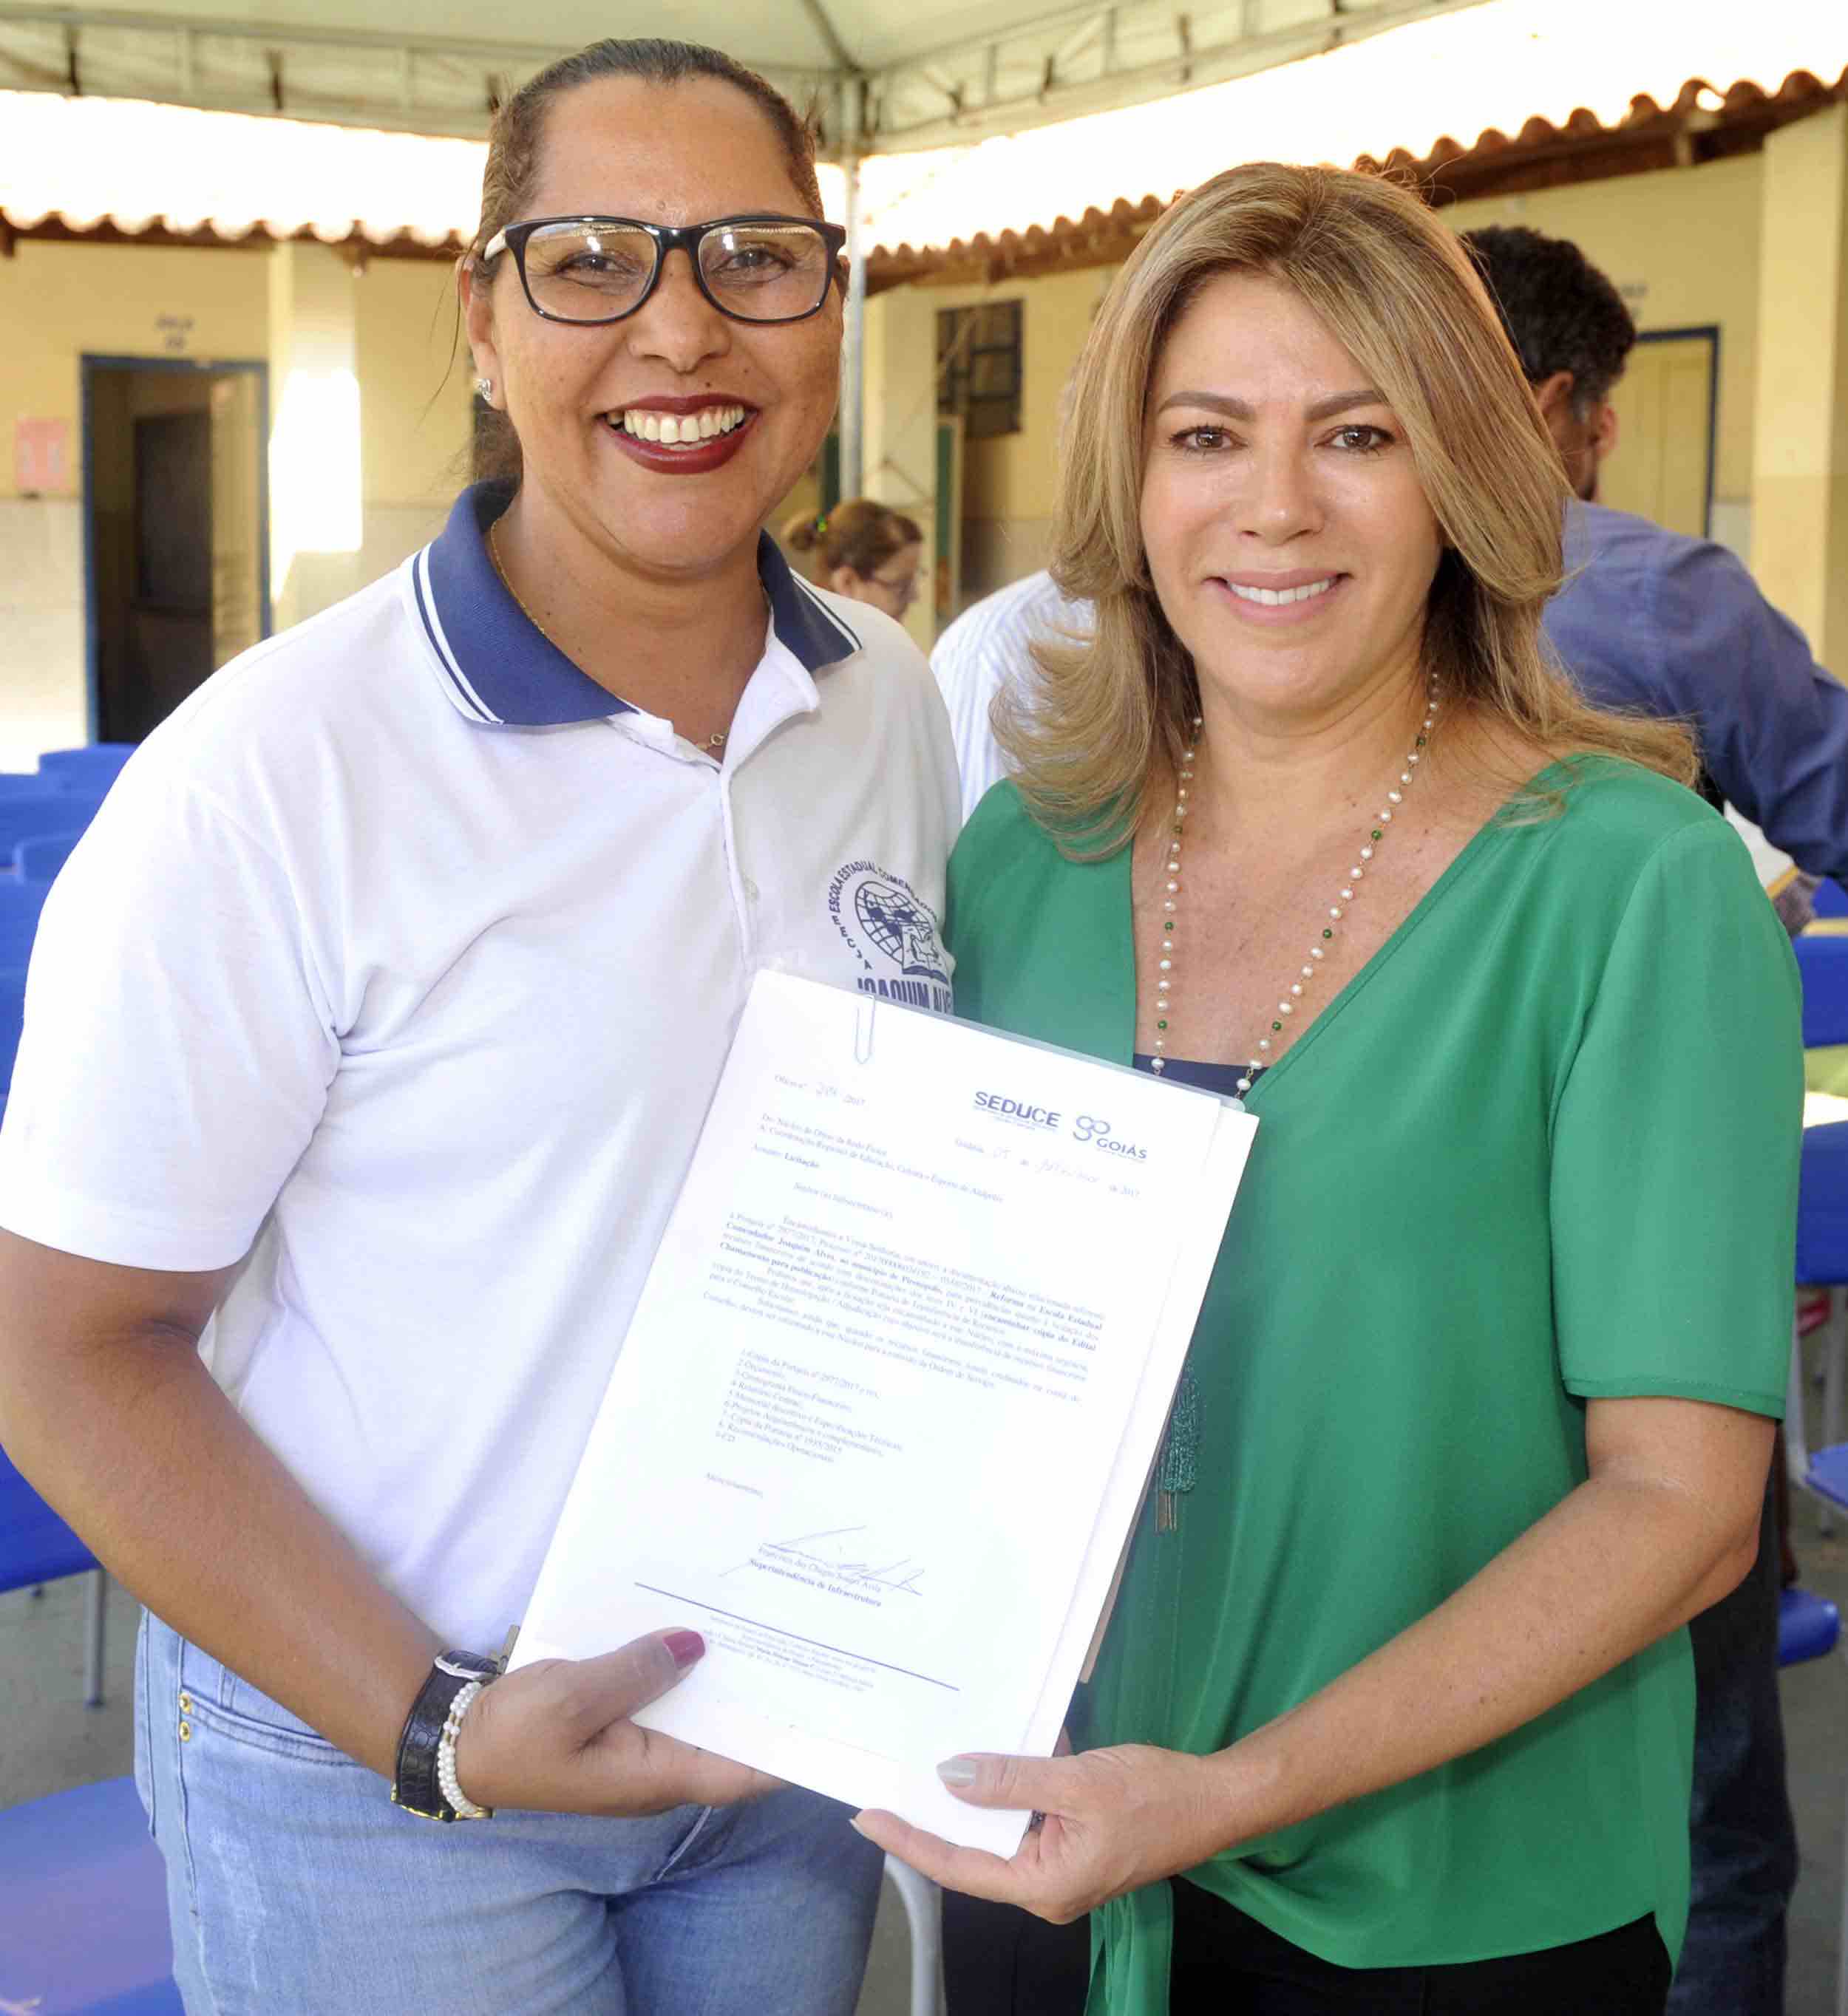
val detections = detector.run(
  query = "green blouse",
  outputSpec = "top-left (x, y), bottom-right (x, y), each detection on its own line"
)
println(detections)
top-left (944, 758), bottom-right (1800, 2015)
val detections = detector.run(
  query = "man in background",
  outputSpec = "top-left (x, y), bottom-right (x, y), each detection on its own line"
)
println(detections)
top-left (1467, 224), bottom-right (1848, 919)
top-left (1467, 231), bottom-right (1843, 2016)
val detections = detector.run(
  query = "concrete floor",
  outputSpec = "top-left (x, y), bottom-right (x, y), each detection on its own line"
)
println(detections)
top-left (2, 1500), bottom-right (1843, 2015)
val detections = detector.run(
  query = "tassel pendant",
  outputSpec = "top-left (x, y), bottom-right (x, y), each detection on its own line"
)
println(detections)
top-left (1154, 1370), bottom-right (1198, 1535)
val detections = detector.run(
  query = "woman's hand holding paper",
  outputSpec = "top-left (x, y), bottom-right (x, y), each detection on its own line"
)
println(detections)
top-left (854, 1742), bottom-right (1242, 1924)
top-left (454, 1632), bottom-right (784, 1817)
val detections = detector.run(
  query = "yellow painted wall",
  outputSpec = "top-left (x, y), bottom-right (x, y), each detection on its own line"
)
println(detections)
top-left (1751, 103), bottom-right (1848, 667)
top-left (869, 262), bottom-right (1121, 609)
top-left (916, 265), bottom-right (1118, 525)
top-left (0, 238), bottom-right (271, 500)
top-left (872, 152), bottom-right (1767, 619)
top-left (0, 238), bottom-right (478, 763)
top-left (354, 256), bottom-right (473, 509)
top-left (1444, 152), bottom-right (1764, 516)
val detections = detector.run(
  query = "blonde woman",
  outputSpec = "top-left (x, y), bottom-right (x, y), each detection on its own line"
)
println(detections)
top-left (855, 164), bottom-right (1799, 2015)
top-left (784, 497), bottom-right (924, 620)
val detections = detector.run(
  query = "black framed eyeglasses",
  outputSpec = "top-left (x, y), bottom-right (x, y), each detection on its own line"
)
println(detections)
top-left (480, 214), bottom-right (848, 327)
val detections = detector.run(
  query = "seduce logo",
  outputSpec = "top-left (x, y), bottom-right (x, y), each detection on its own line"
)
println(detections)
top-left (974, 1091), bottom-right (1061, 1132)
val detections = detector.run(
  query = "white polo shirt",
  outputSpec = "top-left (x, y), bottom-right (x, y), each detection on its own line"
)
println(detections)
top-left (0, 483), bottom-right (959, 1649)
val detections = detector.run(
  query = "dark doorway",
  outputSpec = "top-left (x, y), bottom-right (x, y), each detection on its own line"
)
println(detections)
top-left (82, 356), bottom-right (269, 743)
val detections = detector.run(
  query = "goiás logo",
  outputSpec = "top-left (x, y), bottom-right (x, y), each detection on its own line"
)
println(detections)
top-left (973, 1091), bottom-right (1061, 1132)
top-left (1073, 1113), bottom-right (1148, 1161)
top-left (826, 861), bottom-right (953, 1014)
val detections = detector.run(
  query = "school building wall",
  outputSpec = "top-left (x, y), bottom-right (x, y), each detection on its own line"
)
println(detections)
top-left (868, 148), bottom-right (1775, 630)
top-left (0, 239), bottom-right (472, 772)
top-left (4, 111), bottom-right (1846, 772)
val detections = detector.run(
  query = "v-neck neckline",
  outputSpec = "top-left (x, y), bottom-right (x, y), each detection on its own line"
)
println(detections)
top-left (1113, 758), bottom-right (1576, 1099)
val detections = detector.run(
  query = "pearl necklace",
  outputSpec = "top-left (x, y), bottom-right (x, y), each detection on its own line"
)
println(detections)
top-left (1148, 673), bottom-right (1440, 1094)
top-left (487, 520), bottom-right (727, 754)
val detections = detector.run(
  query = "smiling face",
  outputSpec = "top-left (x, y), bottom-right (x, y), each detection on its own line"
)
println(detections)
top-left (463, 74), bottom-right (843, 588)
top-left (1140, 270), bottom-right (1445, 735)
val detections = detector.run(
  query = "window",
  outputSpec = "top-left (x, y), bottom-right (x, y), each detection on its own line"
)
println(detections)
top-left (937, 301), bottom-right (1023, 440)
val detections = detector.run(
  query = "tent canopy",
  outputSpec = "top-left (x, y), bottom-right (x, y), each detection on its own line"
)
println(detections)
top-left (0, 0), bottom-right (1491, 150)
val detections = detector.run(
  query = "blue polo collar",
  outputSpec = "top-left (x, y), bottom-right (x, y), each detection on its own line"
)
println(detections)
top-left (412, 480), bottom-right (863, 727)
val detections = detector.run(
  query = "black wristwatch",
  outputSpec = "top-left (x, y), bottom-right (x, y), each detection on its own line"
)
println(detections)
top-left (391, 1650), bottom-right (499, 1822)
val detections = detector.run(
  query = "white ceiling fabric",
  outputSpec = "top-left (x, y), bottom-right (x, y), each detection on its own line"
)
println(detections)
top-left (0, 0), bottom-right (1841, 255)
top-left (857, 0), bottom-right (1848, 247)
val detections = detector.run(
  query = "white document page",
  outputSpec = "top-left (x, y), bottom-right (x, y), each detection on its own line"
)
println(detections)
top-left (514, 970), bottom-right (1256, 1853)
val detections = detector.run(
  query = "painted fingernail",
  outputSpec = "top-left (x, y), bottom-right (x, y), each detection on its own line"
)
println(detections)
top-left (662, 1630), bottom-right (705, 1669)
top-left (936, 1756), bottom-right (978, 1787)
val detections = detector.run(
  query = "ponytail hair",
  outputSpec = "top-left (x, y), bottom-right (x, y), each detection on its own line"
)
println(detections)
top-left (782, 497), bottom-right (923, 579)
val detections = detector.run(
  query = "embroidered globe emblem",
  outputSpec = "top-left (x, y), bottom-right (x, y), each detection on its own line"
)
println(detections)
top-left (855, 877), bottom-right (948, 981)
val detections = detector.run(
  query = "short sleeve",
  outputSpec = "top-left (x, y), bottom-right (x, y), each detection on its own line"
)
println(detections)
top-left (1551, 817), bottom-right (1800, 1414)
top-left (0, 755), bottom-right (339, 1270)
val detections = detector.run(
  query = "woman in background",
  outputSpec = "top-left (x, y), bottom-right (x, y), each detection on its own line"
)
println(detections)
top-left (786, 497), bottom-right (924, 622)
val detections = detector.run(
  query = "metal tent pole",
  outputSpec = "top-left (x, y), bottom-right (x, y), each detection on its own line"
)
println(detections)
top-left (840, 143), bottom-right (866, 500)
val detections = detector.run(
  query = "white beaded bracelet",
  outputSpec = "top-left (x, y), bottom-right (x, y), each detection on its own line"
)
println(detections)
top-left (436, 1679), bottom-right (492, 1820)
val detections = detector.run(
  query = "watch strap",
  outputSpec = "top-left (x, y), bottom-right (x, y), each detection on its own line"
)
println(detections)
top-left (392, 1651), bottom-right (498, 1821)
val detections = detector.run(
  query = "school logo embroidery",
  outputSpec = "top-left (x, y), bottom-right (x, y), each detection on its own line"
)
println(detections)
top-left (826, 860), bottom-right (953, 1013)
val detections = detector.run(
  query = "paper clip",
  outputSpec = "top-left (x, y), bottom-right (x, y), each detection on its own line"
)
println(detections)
top-left (855, 1000), bottom-right (877, 1065)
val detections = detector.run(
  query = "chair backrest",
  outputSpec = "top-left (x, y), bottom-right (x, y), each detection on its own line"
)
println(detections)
top-left (0, 1446), bottom-right (98, 1593)
top-left (0, 792), bottom-right (99, 854)
top-left (36, 743), bottom-right (135, 792)
top-left (13, 828), bottom-right (86, 885)
top-left (0, 967), bottom-right (23, 1089)
top-left (1778, 1584), bottom-right (1841, 1666)
top-left (1813, 880), bottom-right (1848, 921)
top-left (1795, 933), bottom-right (1848, 1049)
top-left (0, 884), bottom-right (48, 971)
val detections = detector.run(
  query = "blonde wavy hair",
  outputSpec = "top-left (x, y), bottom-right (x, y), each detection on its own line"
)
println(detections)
top-left (999, 161), bottom-right (1696, 851)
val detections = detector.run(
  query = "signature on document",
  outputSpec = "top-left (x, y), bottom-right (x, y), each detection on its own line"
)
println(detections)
top-left (727, 1524), bottom-right (926, 1596)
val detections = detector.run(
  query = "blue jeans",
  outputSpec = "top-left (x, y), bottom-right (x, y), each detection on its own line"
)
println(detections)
top-left (135, 1613), bottom-right (884, 2015)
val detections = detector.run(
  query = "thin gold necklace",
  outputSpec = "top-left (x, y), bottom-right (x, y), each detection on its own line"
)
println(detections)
top-left (1149, 672), bottom-right (1439, 1091)
top-left (488, 520), bottom-right (727, 754)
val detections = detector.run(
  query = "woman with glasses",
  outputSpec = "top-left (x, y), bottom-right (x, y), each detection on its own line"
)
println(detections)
top-left (784, 499), bottom-right (925, 624)
top-left (0, 36), bottom-right (955, 2016)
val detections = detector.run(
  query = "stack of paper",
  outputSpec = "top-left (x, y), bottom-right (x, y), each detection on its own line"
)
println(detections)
top-left (515, 970), bottom-right (1257, 1853)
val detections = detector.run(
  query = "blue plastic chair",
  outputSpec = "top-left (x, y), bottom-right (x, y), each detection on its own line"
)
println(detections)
top-left (1796, 933), bottom-right (1848, 1049)
top-left (1779, 1584), bottom-right (1841, 1666)
top-left (15, 828), bottom-right (86, 885)
top-left (0, 885), bottom-right (47, 973)
top-left (35, 744), bottom-right (135, 795)
top-left (1814, 879), bottom-right (1848, 921)
top-left (0, 1776), bottom-right (182, 2014)
top-left (1795, 936), bottom-right (1848, 1526)
top-left (0, 794), bottom-right (98, 859)
top-left (1, 967), bottom-right (23, 1090)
